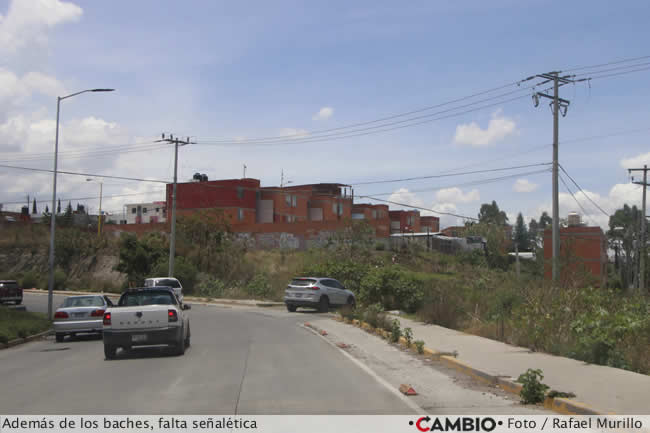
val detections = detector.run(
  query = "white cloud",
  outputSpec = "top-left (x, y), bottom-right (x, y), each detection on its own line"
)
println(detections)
top-left (454, 109), bottom-right (517, 147)
top-left (0, 0), bottom-right (82, 55)
top-left (0, 68), bottom-right (65, 120)
top-left (620, 152), bottom-right (650, 169)
top-left (431, 202), bottom-right (463, 228)
top-left (513, 178), bottom-right (538, 193)
top-left (387, 188), bottom-right (424, 209)
top-left (532, 182), bottom-right (644, 231)
top-left (312, 106), bottom-right (333, 121)
top-left (435, 187), bottom-right (479, 203)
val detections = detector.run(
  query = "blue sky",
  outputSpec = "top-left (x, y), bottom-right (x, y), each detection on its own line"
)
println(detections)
top-left (1, 0), bottom-right (649, 228)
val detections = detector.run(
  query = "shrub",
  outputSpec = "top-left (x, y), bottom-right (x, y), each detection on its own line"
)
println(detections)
top-left (414, 340), bottom-right (425, 354)
top-left (21, 271), bottom-right (38, 289)
top-left (389, 319), bottom-right (402, 343)
top-left (197, 277), bottom-right (226, 298)
top-left (403, 327), bottom-right (413, 345)
top-left (340, 305), bottom-right (355, 321)
top-left (246, 273), bottom-right (272, 299)
top-left (363, 303), bottom-right (383, 328)
top-left (517, 368), bottom-right (549, 404)
top-left (375, 242), bottom-right (386, 251)
top-left (151, 256), bottom-right (198, 294)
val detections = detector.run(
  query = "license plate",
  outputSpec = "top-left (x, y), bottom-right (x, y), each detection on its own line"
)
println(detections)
top-left (73, 312), bottom-right (86, 318)
top-left (131, 334), bottom-right (147, 343)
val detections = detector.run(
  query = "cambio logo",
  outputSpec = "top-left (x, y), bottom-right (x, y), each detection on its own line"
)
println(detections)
top-left (409, 417), bottom-right (501, 432)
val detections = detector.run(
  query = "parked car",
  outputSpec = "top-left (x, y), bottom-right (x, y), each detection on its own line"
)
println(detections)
top-left (144, 277), bottom-right (183, 302)
top-left (0, 280), bottom-right (22, 305)
top-left (53, 295), bottom-right (114, 342)
top-left (284, 277), bottom-right (355, 313)
top-left (102, 287), bottom-right (190, 360)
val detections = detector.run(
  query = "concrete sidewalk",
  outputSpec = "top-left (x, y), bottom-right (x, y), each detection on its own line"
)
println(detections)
top-left (392, 316), bottom-right (649, 414)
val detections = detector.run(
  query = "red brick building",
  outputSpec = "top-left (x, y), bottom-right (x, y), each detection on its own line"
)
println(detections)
top-left (543, 225), bottom-right (608, 286)
top-left (165, 178), bottom-right (260, 225)
top-left (389, 210), bottom-right (420, 234)
top-left (352, 203), bottom-right (390, 237)
top-left (420, 216), bottom-right (440, 233)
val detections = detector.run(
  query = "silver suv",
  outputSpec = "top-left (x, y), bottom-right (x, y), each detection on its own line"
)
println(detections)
top-left (284, 277), bottom-right (356, 313)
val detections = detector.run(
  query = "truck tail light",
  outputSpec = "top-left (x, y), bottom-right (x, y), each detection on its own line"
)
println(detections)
top-left (309, 284), bottom-right (320, 290)
top-left (90, 309), bottom-right (105, 317)
top-left (54, 311), bottom-right (68, 319)
top-left (168, 309), bottom-right (178, 322)
top-left (103, 312), bottom-right (111, 326)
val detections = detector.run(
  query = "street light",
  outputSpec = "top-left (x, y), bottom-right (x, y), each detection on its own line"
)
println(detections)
top-left (48, 88), bottom-right (114, 320)
top-left (86, 178), bottom-right (103, 236)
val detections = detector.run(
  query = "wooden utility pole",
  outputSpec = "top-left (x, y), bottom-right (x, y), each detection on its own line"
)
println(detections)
top-left (526, 71), bottom-right (590, 283)
top-left (629, 165), bottom-right (648, 292)
top-left (158, 133), bottom-right (194, 278)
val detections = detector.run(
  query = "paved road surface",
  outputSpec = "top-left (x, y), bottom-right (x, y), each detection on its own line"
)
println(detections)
top-left (2, 293), bottom-right (413, 414)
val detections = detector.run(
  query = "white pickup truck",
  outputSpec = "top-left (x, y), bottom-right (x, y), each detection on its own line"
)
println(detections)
top-left (102, 287), bottom-right (191, 360)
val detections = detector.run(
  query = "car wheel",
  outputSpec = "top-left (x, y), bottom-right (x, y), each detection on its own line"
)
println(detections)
top-left (15, 299), bottom-right (22, 305)
top-left (174, 331), bottom-right (186, 356)
top-left (55, 333), bottom-right (64, 343)
top-left (286, 304), bottom-right (297, 312)
top-left (104, 344), bottom-right (117, 360)
top-left (318, 296), bottom-right (329, 313)
top-left (184, 325), bottom-right (191, 348)
top-left (347, 296), bottom-right (356, 309)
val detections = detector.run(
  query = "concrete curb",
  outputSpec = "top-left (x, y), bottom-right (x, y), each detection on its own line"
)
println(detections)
top-left (0, 329), bottom-right (52, 350)
top-left (23, 289), bottom-right (283, 308)
top-left (334, 314), bottom-right (609, 416)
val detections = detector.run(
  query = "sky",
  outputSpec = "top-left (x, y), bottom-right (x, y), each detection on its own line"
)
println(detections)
top-left (1, 0), bottom-right (650, 230)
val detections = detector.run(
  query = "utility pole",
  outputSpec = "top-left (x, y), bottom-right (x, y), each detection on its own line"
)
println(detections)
top-left (159, 134), bottom-right (194, 277)
top-left (629, 165), bottom-right (648, 293)
top-left (526, 71), bottom-right (589, 284)
top-left (243, 164), bottom-right (247, 179)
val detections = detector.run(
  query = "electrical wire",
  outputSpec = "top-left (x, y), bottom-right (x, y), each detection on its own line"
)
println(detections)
top-left (559, 164), bottom-right (611, 217)
top-left (0, 164), bottom-right (170, 183)
top-left (0, 190), bottom-right (166, 206)
top-left (564, 55), bottom-right (650, 73)
top-left (349, 162), bottom-right (550, 186)
top-left (356, 195), bottom-right (479, 222)
top-left (559, 173), bottom-right (595, 225)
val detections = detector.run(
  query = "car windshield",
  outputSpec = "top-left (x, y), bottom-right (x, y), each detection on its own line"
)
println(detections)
top-left (119, 291), bottom-right (176, 306)
top-left (155, 279), bottom-right (181, 288)
top-left (62, 296), bottom-right (104, 307)
top-left (290, 278), bottom-right (316, 286)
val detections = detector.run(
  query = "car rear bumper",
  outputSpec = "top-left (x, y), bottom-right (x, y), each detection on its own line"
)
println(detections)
top-left (54, 319), bottom-right (103, 334)
top-left (284, 299), bottom-right (320, 308)
top-left (103, 327), bottom-right (181, 347)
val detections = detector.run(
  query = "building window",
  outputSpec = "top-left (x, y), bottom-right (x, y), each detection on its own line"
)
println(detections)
top-left (237, 187), bottom-right (244, 199)
top-left (143, 208), bottom-right (148, 214)
top-left (337, 203), bottom-right (343, 216)
top-left (238, 208), bottom-right (244, 221)
top-left (332, 203), bottom-right (337, 215)
top-left (372, 210), bottom-right (377, 219)
top-left (155, 208), bottom-right (159, 213)
top-left (407, 215), bottom-right (413, 226)
top-left (285, 194), bottom-right (292, 206)
top-left (131, 208), bottom-right (136, 214)
top-left (292, 195), bottom-right (297, 208)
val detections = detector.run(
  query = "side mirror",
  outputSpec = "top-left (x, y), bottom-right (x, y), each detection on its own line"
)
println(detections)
top-left (182, 304), bottom-right (191, 310)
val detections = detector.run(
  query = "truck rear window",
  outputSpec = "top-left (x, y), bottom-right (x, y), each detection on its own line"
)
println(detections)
top-left (119, 291), bottom-right (177, 306)
top-left (63, 296), bottom-right (104, 307)
top-left (0, 282), bottom-right (18, 289)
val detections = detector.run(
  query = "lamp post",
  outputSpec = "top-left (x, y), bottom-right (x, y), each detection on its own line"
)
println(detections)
top-left (86, 178), bottom-right (104, 236)
top-left (48, 89), bottom-right (114, 320)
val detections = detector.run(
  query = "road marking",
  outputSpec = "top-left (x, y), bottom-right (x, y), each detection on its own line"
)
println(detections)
top-left (300, 324), bottom-right (423, 414)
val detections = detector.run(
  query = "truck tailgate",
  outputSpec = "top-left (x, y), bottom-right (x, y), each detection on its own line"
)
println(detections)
top-left (108, 305), bottom-right (171, 330)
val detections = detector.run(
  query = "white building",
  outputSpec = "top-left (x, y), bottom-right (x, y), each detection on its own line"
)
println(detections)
top-left (124, 202), bottom-right (166, 224)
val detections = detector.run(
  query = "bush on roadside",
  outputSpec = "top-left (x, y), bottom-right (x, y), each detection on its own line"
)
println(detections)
top-left (517, 368), bottom-right (549, 405)
top-left (414, 340), bottom-right (425, 354)
top-left (20, 271), bottom-right (38, 289)
top-left (389, 319), bottom-right (402, 343)
top-left (403, 327), bottom-right (413, 345)
top-left (246, 273), bottom-right (272, 299)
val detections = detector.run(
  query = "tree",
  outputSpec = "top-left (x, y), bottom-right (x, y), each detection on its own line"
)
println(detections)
top-left (539, 211), bottom-right (552, 229)
top-left (514, 212), bottom-right (529, 251)
top-left (62, 201), bottom-right (73, 226)
top-left (116, 232), bottom-right (167, 286)
top-left (478, 201), bottom-right (508, 225)
top-left (32, 198), bottom-right (37, 214)
top-left (608, 204), bottom-right (645, 290)
top-left (57, 198), bottom-right (61, 214)
top-left (528, 218), bottom-right (539, 248)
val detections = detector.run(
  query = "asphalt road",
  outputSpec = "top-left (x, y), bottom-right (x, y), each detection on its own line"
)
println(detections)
top-left (2, 293), bottom-right (415, 414)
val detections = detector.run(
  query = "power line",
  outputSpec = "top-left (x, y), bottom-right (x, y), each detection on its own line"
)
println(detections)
top-left (572, 61), bottom-right (650, 78)
top-left (357, 195), bottom-right (479, 222)
top-left (359, 168), bottom-right (550, 197)
top-left (349, 162), bottom-right (550, 186)
top-left (0, 164), bottom-right (170, 184)
top-left (0, 190), bottom-right (166, 206)
top-left (558, 173), bottom-right (595, 225)
top-left (198, 81), bottom-right (524, 143)
top-left (0, 142), bottom-right (173, 163)
top-left (197, 92), bottom-right (538, 147)
top-left (581, 65), bottom-right (650, 81)
top-left (559, 164), bottom-right (610, 217)
top-left (563, 54), bottom-right (650, 73)
top-left (0, 138), bottom-right (161, 158)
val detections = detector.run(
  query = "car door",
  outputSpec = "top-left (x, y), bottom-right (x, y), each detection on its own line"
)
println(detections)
top-left (331, 279), bottom-right (349, 305)
top-left (323, 279), bottom-right (344, 305)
